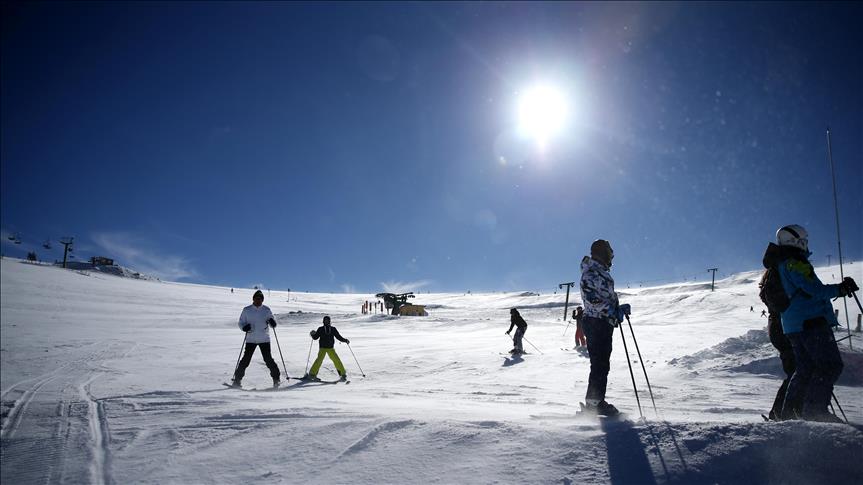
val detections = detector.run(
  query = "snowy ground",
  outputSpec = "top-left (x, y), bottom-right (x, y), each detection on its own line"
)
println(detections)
top-left (2, 258), bottom-right (862, 484)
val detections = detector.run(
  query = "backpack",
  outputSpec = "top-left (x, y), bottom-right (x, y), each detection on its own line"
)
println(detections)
top-left (759, 266), bottom-right (790, 313)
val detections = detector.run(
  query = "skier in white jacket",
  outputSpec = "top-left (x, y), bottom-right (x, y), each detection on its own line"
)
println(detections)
top-left (231, 290), bottom-right (281, 388)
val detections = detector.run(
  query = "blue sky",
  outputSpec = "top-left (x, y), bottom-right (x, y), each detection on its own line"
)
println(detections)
top-left (2, 2), bottom-right (861, 293)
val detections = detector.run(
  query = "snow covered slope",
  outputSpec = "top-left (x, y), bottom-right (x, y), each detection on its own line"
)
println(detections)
top-left (2, 258), bottom-right (862, 484)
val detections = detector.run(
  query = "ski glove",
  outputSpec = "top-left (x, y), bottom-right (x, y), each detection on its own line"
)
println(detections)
top-left (839, 277), bottom-right (859, 296)
top-left (242, 324), bottom-right (252, 333)
top-left (610, 305), bottom-right (627, 324)
top-left (620, 303), bottom-right (632, 320)
top-left (345, 339), bottom-right (350, 344)
top-left (309, 330), bottom-right (316, 337)
top-left (267, 317), bottom-right (277, 328)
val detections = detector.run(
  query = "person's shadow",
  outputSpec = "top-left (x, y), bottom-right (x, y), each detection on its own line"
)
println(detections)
top-left (601, 418), bottom-right (658, 485)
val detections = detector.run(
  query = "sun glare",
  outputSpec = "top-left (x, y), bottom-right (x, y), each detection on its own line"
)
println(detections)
top-left (517, 85), bottom-right (568, 145)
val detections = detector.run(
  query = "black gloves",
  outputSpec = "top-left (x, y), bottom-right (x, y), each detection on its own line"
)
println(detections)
top-left (309, 330), bottom-right (316, 337)
top-left (267, 317), bottom-right (277, 328)
top-left (242, 324), bottom-right (251, 333)
top-left (345, 339), bottom-right (350, 345)
top-left (839, 277), bottom-right (859, 297)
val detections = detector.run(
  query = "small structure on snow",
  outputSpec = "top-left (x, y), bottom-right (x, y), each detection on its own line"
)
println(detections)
top-left (375, 292), bottom-right (427, 316)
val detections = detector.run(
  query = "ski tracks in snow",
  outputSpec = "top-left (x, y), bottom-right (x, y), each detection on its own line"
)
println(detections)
top-left (1, 341), bottom-right (132, 485)
top-left (338, 419), bottom-right (420, 458)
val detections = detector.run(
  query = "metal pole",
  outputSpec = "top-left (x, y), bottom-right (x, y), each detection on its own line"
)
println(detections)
top-left (271, 324), bottom-right (289, 380)
top-left (304, 339), bottom-right (314, 376)
top-left (832, 392), bottom-right (848, 423)
top-left (618, 326), bottom-right (643, 419)
top-left (707, 268), bottom-right (718, 291)
top-left (233, 333), bottom-right (248, 378)
top-left (522, 336), bottom-right (543, 355)
top-left (59, 237), bottom-right (74, 269)
top-left (826, 128), bottom-right (852, 349)
top-left (626, 316), bottom-right (658, 416)
top-left (852, 291), bottom-right (863, 315)
top-left (346, 343), bottom-right (366, 377)
top-left (559, 282), bottom-right (574, 322)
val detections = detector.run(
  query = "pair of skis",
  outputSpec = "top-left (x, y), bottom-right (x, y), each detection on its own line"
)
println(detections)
top-left (223, 376), bottom-right (350, 391)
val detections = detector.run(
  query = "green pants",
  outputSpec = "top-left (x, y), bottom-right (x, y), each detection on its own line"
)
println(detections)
top-left (309, 348), bottom-right (346, 376)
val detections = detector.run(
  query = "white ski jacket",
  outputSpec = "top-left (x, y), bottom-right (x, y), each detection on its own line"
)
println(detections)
top-left (579, 256), bottom-right (619, 323)
top-left (238, 304), bottom-right (275, 344)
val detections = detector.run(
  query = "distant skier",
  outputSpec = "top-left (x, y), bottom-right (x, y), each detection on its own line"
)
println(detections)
top-left (231, 290), bottom-right (281, 388)
top-left (750, 306), bottom-right (754, 312)
top-left (506, 308), bottom-right (527, 355)
top-left (761, 309), bottom-right (767, 318)
top-left (579, 239), bottom-right (630, 417)
top-left (573, 306), bottom-right (587, 347)
top-left (306, 316), bottom-right (350, 381)
top-left (772, 225), bottom-right (858, 422)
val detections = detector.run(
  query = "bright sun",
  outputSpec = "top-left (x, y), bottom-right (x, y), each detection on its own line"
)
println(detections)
top-left (517, 85), bottom-right (568, 146)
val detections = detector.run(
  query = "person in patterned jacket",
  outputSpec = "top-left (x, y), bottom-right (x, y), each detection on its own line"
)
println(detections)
top-left (579, 239), bottom-right (630, 416)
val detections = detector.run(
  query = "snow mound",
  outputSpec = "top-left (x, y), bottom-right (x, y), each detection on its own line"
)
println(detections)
top-left (60, 261), bottom-right (158, 280)
top-left (668, 329), bottom-right (774, 371)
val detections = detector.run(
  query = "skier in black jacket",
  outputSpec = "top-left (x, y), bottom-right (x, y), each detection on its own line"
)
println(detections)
top-left (306, 316), bottom-right (350, 381)
top-left (761, 242), bottom-right (802, 420)
top-left (506, 308), bottom-right (528, 355)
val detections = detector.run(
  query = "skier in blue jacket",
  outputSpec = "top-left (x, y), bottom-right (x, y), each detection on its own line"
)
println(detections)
top-left (774, 225), bottom-right (858, 422)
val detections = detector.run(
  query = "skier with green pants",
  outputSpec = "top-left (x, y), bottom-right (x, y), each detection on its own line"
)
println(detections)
top-left (306, 316), bottom-right (350, 381)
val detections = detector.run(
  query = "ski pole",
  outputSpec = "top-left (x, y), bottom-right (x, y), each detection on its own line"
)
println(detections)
top-left (522, 336), bottom-right (544, 355)
top-left (625, 315), bottom-right (658, 416)
top-left (270, 322), bottom-right (289, 380)
top-left (304, 338), bottom-right (314, 376)
top-left (233, 333), bottom-right (248, 377)
top-left (563, 321), bottom-right (572, 336)
top-left (346, 343), bottom-right (366, 377)
top-left (835, 334), bottom-right (853, 343)
top-left (852, 291), bottom-right (863, 314)
top-left (618, 324), bottom-right (644, 420)
top-left (832, 392), bottom-right (848, 423)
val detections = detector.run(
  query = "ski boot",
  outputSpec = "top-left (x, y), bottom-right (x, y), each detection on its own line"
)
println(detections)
top-left (339, 373), bottom-right (348, 382)
top-left (582, 400), bottom-right (620, 417)
top-left (304, 374), bottom-right (321, 382)
top-left (596, 400), bottom-right (620, 417)
top-left (229, 379), bottom-right (242, 389)
top-left (272, 378), bottom-right (281, 389)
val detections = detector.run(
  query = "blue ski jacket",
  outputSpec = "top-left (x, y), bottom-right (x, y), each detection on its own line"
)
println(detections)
top-left (777, 253), bottom-right (842, 334)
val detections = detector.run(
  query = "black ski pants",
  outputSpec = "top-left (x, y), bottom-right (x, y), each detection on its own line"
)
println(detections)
top-left (583, 316), bottom-right (614, 404)
top-left (768, 313), bottom-right (798, 419)
top-left (784, 320), bottom-right (843, 419)
top-left (234, 342), bottom-right (280, 381)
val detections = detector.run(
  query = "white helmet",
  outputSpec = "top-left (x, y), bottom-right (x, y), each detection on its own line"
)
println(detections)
top-left (776, 224), bottom-right (808, 251)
